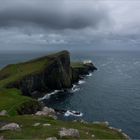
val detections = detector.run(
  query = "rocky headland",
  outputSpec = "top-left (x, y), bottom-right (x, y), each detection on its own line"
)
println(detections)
top-left (0, 50), bottom-right (129, 139)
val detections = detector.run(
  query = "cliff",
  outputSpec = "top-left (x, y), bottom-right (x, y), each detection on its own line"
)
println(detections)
top-left (0, 51), bottom-right (97, 98)
top-left (71, 62), bottom-right (97, 83)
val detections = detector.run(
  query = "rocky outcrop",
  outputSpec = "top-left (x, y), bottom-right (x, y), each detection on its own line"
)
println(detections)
top-left (17, 100), bottom-right (42, 115)
top-left (6, 51), bottom-right (96, 98)
top-left (72, 63), bottom-right (97, 83)
top-left (0, 123), bottom-right (21, 131)
top-left (46, 137), bottom-right (57, 140)
top-left (35, 107), bottom-right (56, 116)
top-left (7, 51), bottom-right (72, 97)
top-left (0, 110), bottom-right (8, 116)
top-left (35, 106), bottom-right (57, 119)
top-left (0, 136), bottom-right (5, 140)
top-left (59, 128), bottom-right (80, 138)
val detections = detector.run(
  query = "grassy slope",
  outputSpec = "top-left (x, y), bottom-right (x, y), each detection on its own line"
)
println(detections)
top-left (0, 55), bottom-right (49, 88)
top-left (71, 62), bottom-right (85, 68)
top-left (0, 115), bottom-right (126, 139)
top-left (0, 88), bottom-right (38, 116)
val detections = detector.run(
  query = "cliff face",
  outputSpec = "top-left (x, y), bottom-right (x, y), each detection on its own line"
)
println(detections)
top-left (7, 51), bottom-right (73, 97)
top-left (1, 51), bottom-right (96, 98)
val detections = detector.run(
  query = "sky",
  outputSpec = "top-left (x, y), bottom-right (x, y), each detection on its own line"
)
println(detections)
top-left (0, 0), bottom-right (140, 51)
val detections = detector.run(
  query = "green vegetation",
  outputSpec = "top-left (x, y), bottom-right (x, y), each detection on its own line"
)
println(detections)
top-left (0, 56), bottom-right (49, 88)
top-left (0, 115), bottom-right (126, 139)
top-left (71, 62), bottom-right (85, 68)
top-left (0, 51), bottom-right (69, 88)
top-left (0, 88), bottom-right (40, 116)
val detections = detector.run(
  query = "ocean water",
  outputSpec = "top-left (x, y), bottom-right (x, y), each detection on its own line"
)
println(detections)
top-left (0, 50), bottom-right (140, 138)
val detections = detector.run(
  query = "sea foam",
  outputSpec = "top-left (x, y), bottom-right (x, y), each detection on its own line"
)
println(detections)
top-left (38, 90), bottom-right (62, 101)
top-left (78, 80), bottom-right (86, 85)
top-left (64, 110), bottom-right (83, 117)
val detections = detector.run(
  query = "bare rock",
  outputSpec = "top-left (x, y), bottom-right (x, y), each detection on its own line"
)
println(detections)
top-left (0, 123), bottom-right (20, 131)
top-left (0, 136), bottom-right (5, 140)
top-left (35, 111), bottom-right (47, 116)
top-left (35, 107), bottom-right (56, 116)
top-left (80, 119), bottom-right (88, 124)
top-left (0, 110), bottom-right (7, 116)
top-left (43, 123), bottom-right (51, 126)
top-left (59, 128), bottom-right (80, 138)
top-left (122, 132), bottom-right (131, 139)
top-left (42, 107), bottom-right (55, 115)
top-left (46, 137), bottom-right (57, 140)
top-left (33, 123), bottom-right (41, 127)
top-left (48, 115), bottom-right (57, 120)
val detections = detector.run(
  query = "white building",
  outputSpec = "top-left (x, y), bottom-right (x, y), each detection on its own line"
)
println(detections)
top-left (83, 60), bottom-right (92, 64)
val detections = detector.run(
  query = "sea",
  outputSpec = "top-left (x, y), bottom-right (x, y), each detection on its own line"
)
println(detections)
top-left (0, 50), bottom-right (140, 139)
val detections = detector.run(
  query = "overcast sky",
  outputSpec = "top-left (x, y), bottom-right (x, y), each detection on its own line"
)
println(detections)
top-left (0, 0), bottom-right (140, 51)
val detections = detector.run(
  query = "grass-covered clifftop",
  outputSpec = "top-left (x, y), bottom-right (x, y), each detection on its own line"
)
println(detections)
top-left (0, 51), bottom-right (69, 88)
top-left (0, 51), bottom-right (128, 139)
top-left (0, 115), bottom-right (127, 139)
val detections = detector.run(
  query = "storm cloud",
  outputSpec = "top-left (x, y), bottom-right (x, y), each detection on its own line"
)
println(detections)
top-left (0, 0), bottom-right (140, 50)
top-left (0, 0), bottom-right (109, 30)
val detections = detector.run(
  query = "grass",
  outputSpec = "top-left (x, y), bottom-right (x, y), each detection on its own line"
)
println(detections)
top-left (0, 88), bottom-right (37, 116)
top-left (71, 62), bottom-right (85, 68)
top-left (0, 115), bottom-right (127, 139)
top-left (0, 57), bottom-right (49, 88)
top-left (0, 51), bottom-right (71, 88)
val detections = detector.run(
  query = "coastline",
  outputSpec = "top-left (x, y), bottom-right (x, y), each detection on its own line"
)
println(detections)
top-left (0, 50), bottom-right (129, 139)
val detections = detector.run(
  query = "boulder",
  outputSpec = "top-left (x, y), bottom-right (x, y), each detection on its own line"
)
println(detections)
top-left (48, 115), bottom-right (57, 120)
top-left (43, 123), bottom-right (51, 126)
top-left (35, 111), bottom-right (47, 116)
top-left (46, 137), bottom-right (57, 140)
top-left (43, 107), bottom-right (55, 115)
top-left (0, 110), bottom-right (7, 116)
top-left (59, 128), bottom-right (80, 138)
top-left (0, 123), bottom-right (20, 131)
top-left (35, 107), bottom-right (56, 117)
top-left (33, 123), bottom-right (41, 127)
top-left (0, 136), bottom-right (5, 140)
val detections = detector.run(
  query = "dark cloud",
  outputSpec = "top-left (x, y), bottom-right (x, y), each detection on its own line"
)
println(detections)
top-left (0, 0), bottom-right (139, 51)
top-left (0, 0), bottom-right (109, 30)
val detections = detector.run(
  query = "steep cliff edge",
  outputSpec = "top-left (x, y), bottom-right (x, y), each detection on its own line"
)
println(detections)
top-left (0, 51), bottom-right (97, 98)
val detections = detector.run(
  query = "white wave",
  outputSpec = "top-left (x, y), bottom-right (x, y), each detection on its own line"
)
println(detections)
top-left (78, 80), bottom-right (86, 85)
top-left (38, 90), bottom-right (61, 101)
top-left (70, 85), bottom-right (80, 93)
top-left (64, 110), bottom-right (83, 117)
top-left (87, 73), bottom-right (92, 77)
